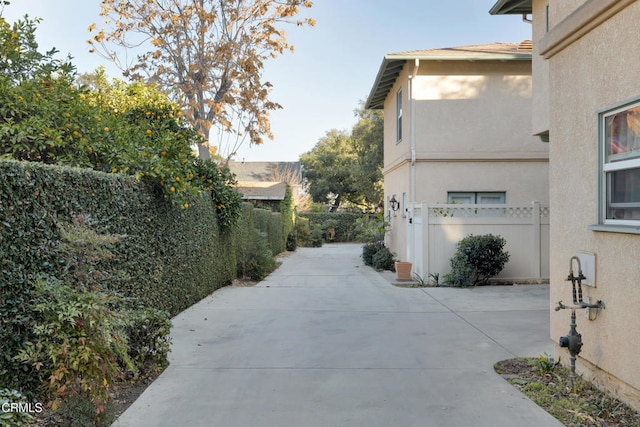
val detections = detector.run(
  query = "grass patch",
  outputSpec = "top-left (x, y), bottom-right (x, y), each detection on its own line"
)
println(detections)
top-left (495, 356), bottom-right (640, 426)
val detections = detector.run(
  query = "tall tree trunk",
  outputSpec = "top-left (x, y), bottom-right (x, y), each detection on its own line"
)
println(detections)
top-left (329, 194), bottom-right (341, 212)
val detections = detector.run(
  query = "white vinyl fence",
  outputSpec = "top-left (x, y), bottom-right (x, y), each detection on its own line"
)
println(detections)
top-left (410, 202), bottom-right (549, 282)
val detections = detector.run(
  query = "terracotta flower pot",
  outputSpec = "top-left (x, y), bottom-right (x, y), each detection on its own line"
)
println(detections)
top-left (395, 261), bottom-right (412, 281)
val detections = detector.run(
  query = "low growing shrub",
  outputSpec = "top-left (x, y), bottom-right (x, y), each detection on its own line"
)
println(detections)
top-left (362, 241), bottom-right (383, 266)
top-left (362, 242), bottom-right (395, 271)
top-left (0, 388), bottom-right (37, 426)
top-left (286, 231), bottom-right (298, 252)
top-left (444, 234), bottom-right (510, 287)
top-left (123, 307), bottom-right (172, 374)
top-left (309, 224), bottom-right (324, 247)
top-left (238, 229), bottom-right (276, 281)
top-left (371, 246), bottom-right (395, 271)
top-left (14, 276), bottom-right (134, 415)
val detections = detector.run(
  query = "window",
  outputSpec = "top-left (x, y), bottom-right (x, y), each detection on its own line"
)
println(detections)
top-left (447, 192), bottom-right (506, 204)
top-left (545, 4), bottom-right (550, 32)
top-left (599, 98), bottom-right (640, 225)
top-left (396, 88), bottom-right (402, 142)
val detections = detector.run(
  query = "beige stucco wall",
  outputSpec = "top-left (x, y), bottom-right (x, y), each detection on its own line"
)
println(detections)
top-left (531, 1), bottom-right (550, 136)
top-left (541, 0), bottom-right (640, 410)
top-left (383, 58), bottom-right (549, 262)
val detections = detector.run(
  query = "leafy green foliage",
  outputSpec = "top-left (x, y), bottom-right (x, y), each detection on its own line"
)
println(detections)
top-left (533, 352), bottom-right (560, 376)
top-left (15, 277), bottom-right (133, 415)
top-left (300, 130), bottom-right (357, 211)
top-left (0, 17), bottom-right (242, 224)
top-left (239, 230), bottom-right (276, 281)
top-left (0, 388), bottom-right (36, 426)
top-left (350, 107), bottom-right (384, 209)
top-left (1, 160), bottom-right (285, 403)
top-left (354, 213), bottom-right (389, 243)
top-left (371, 246), bottom-right (396, 271)
top-left (280, 185), bottom-right (296, 248)
top-left (123, 308), bottom-right (172, 373)
top-left (298, 212), bottom-right (363, 243)
top-left (236, 203), bottom-right (282, 280)
top-left (300, 106), bottom-right (383, 211)
top-left (0, 160), bottom-right (232, 395)
top-left (444, 234), bottom-right (510, 287)
top-left (362, 241), bottom-right (395, 271)
top-left (193, 158), bottom-right (242, 229)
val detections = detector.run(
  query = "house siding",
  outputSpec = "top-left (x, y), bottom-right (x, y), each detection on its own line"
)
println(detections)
top-left (540, 0), bottom-right (640, 410)
top-left (382, 56), bottom-right (548, 263)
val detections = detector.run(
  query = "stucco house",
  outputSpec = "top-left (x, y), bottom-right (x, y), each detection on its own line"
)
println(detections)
top-left (365, 42), bottom-right (549, 280)
top-left (491, 0), bottom-right (640, 411)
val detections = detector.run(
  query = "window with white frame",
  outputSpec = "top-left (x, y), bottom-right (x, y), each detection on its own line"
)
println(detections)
top-left (447, 192), bottom-right (506, 204)
top-left (599, 98), bottom-right (640, 224)
top-left (396, 88), bottom-right (402, 142)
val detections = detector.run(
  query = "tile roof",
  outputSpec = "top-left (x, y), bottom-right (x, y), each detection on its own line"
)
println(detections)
top-left (227, 160), bottom-right (301, 182)
top-left (235, 181), bottom-right (288, 200)
top-left (389, 42), bottom-right (531, 58)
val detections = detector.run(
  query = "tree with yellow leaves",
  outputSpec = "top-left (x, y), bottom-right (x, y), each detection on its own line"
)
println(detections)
top-left (89, 0), bottom-right (315, 160)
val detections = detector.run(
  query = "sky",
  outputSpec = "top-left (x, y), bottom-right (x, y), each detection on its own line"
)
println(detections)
top-left (2, 1), bottom-right (532, 162)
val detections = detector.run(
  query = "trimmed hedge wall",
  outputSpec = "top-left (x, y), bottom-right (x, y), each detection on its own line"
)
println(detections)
top-left (0, 160), bottom-right (282, 393)
top-left (298, 212), bottom-right (364, 242)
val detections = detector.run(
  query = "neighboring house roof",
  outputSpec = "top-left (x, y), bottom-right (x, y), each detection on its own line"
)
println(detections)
top-left (489, 0), bottom-right (532, 15)
top-left (227, 160), bottom-right (301, 182)
top-left (235, 181), bottom-right (288, 201)
top-left (365, 42), bottom-right (532, 109)
top-left (228, 161), bottom-right (301, 202)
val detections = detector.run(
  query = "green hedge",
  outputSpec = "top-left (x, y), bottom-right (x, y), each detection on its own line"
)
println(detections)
top-left (298, 212), bottom-right (364, 242)
top-left (0, 160), bottom-right (280, 394)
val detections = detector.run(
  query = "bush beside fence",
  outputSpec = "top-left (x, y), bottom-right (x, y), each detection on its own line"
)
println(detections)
top-left (0, 159), bottom-right (281, 395)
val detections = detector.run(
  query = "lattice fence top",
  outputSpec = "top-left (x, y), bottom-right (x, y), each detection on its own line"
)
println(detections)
top-left (424, 204), bottom-right (549, 219)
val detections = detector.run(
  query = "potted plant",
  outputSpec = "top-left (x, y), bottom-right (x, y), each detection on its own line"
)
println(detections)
top-left (395, 261), bottom-right (412, 281)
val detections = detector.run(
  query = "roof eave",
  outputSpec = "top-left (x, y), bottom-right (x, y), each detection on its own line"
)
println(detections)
top-left (365, 52), bottom-right (531, 110)
top-left (489, 0), bottom-right (532, 15)
top-left (365, 57), bottom-right (405, 110)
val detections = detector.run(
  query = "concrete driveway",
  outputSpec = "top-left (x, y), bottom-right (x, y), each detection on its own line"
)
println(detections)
top-left (113, 243), bottom-right (562, 427)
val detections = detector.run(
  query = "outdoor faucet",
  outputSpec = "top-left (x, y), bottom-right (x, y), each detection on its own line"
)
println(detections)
top-left (555, 256), bottom-right (606, 389)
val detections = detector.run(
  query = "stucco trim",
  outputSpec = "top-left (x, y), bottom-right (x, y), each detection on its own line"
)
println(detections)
top-left (413, 151), bottom-right (549, 161)
top-left (588, 224), bottom-right (640, 235)
top-left (539, 0), bottom-right (636, 59)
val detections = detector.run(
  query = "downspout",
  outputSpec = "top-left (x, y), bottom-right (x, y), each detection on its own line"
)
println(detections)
top-left (407, 58), bottom-right (419, 265)
top-left (409, 59), bottom-right (419, 204)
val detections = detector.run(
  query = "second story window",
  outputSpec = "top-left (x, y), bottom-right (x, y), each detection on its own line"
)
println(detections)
top-left (396, 88), bottom-right (402, 142)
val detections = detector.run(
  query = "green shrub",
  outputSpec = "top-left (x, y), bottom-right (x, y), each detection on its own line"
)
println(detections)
top-left (298, 212), bottom-right (364, 242)
top-left (123, 308), bottom-right (172, 374)
top-left (294, 217), bottom-right (311, 247)
top-left (280, 185), bottom-right (296, 249)
top-left (362, 242), bottom-right (395, 271)
top-left (0, 160), bottom-right (234, 395)
top-left (238, 230), bottom-right (275, 281)
top-left (444, 234), bottom-right (510, 287)
top-left (15, 276), bottom-right (134, 415)
top-left (371, 246), bottom-right (395, 271)
top-left (286, 231), bottom-right (297, 251)
top-left (0, 388), bottom-right (37, 426)
top-left (309, 224), bottom-right (324, 247)
top-left (362, 241), bottom-right (383, 266)
top-left (354, 213), bottom-right (388, 243)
